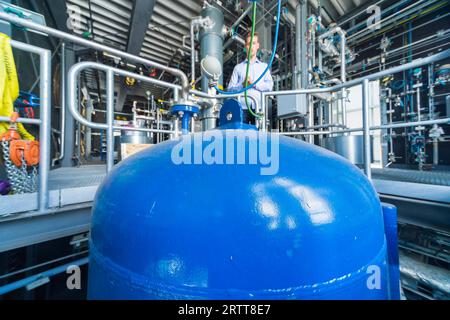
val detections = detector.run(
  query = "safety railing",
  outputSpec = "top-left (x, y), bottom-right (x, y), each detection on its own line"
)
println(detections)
top-left (261, 49), bottom-right (450, 179)
top-left (68, 62), bottom-right (260, 173)
top-left (0, 40), bottom-right (51, 212)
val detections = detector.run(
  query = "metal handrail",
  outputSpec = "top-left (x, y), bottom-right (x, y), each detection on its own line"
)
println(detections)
top-left (1, 40), bottom-right (52, 211)
top-left (262, 48), bottom-right (450, 179)
top-left (3, 13), bottom-right (448, 211)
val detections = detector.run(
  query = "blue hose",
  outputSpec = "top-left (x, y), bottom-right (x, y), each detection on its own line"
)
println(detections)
top-left (214, 0), bottom-right (282, 95)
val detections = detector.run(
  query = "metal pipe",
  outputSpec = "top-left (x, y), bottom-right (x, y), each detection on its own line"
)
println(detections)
top-left (0, 257), bottom-right (88, 296)
top-left (0, 116), bottom-right (40, 125)
top-left (190, 22), bottom-right (195, 84)
top-left (57, 42), bottom-right (66, 164)
top-left (349, 0), bottom-right (425, 41)
top-left (38, 49), bottom-right (51, 211)
top-left (318, 27), bottom-right (347, 126)
top-left (0, 250), bottom-right (89, 280)
top-left (307, 123), bottom-right (347, 130)
top-left (191, 89), bottom-right (259, 114)
top-left (400, 253), bottom-right (450, 295)
top-left (295, 1), bottom-right (301, 89)
top-left (433, 138), bottom-right (439, 166)
top-left (262, 49), bottom-right (450, 98)
top-left (230, 5), bottom-right (252, 31)
top-left (340, 30), bottom-right (347, 127)
top-left (338, 0), bottom-right (386, 27)
top-left (362, 79), bottom-right (372, 179)
top-left (9, 40), bottom-right (51, 211)
top-left (0, 12), bottom-right (190, 100)
top-left (106, 70), bottom-right (115, 172)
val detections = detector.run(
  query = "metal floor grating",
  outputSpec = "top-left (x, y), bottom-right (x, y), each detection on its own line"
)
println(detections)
top-left (372, 168), bottom-right (450, 187)
top-left (49, 165), bottom-right (107, 190)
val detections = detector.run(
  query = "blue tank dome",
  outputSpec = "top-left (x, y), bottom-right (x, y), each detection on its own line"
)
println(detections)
top-left (88, 130), bottom-right (389, 299)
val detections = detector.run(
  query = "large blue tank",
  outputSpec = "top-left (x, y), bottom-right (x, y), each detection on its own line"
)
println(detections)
top-left (88, 101), bottom-right (395, 300)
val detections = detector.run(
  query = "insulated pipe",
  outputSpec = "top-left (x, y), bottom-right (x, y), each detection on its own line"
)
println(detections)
top-left (0, 12), bottom-right (190, 100)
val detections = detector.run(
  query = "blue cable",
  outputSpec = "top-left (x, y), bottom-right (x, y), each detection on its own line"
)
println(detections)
top-left (214, 0), bottom-right (282, 95)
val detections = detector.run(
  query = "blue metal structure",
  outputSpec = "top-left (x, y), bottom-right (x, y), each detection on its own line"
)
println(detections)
top-left (88, 100), bottom-right (397, 300)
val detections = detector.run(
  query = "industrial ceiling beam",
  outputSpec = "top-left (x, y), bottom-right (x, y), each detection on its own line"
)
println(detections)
top-left (43, 0), bottom-right (70, 32)
top-left (116, 0), bottom-right (156, 111)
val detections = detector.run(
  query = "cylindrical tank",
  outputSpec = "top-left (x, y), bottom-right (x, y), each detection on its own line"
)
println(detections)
top-left (88, 122), bottom-right (391, 299)
top-left (200, 6), bottom-right (224, 92)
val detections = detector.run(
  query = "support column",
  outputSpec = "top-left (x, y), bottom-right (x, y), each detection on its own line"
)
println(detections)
top-left (200, 5), bottom-right (224, 130)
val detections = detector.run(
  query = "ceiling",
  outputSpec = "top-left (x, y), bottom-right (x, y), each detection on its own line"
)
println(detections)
top-left (62, 0), bottom-right (373, 102)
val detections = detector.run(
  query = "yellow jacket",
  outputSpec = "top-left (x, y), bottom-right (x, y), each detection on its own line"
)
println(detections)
top-left (0, 33), bottom-right (34, 141)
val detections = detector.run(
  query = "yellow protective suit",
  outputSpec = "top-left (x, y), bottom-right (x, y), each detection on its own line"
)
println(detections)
top-left (0, 33), bottom-right (34, 141)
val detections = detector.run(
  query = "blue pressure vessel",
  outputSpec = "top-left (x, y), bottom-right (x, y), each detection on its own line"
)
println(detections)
top-left (88, 100), bottom-right (392, 300)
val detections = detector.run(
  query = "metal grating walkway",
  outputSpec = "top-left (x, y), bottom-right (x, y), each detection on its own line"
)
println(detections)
top-left (49, 165), bottom-right (106, 190)
top-left (372, 168), bottom-right (450, 187)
